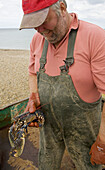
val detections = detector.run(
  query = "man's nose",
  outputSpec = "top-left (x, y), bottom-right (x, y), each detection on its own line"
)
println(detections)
top-left (35, 24), bottom-right (45, 33)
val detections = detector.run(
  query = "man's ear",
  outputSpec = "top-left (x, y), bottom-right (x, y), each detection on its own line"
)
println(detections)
top-left (60, 2), bottom-right (67, 16)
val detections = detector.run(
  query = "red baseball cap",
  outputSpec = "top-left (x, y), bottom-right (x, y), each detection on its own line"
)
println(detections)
top-left (20, 0), bottom-right (59, 30)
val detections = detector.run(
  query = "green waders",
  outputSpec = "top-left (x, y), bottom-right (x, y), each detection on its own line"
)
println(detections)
top-left (37, 29), bottom-right (102, 170)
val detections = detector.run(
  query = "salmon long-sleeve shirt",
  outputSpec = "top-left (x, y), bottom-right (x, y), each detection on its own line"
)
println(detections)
top-left (29, 13), bottom-right (105, 103)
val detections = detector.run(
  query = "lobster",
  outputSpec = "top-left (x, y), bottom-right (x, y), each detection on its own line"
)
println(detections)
top-left (8, 110), bottom-right (45, 157)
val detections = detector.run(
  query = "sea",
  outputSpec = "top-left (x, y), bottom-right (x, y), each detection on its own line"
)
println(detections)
top-left (1, 28), bottom-right (104, 50)
top-left (0, 28), bottom-right (36, 50)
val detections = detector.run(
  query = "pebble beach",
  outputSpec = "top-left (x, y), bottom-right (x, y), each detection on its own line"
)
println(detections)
top-left (0, 49), bottom-right (30, 108)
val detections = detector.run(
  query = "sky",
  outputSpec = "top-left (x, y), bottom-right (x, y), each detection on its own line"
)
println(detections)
top-left (0, 0), bottom-right (105, 29)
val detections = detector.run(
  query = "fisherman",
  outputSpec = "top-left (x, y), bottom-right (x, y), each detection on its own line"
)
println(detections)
top-left (20, 0), bottom-right (105, 169)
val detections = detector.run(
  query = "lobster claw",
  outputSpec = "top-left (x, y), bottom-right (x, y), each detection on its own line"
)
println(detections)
top-left (10, 135), bottom-right (25, 157)
top-left (8, 124), bottom-right (26, 157)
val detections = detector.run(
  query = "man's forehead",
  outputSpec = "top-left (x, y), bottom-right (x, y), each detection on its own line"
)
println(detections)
top-left (44, 7), bottom-right (57, 22)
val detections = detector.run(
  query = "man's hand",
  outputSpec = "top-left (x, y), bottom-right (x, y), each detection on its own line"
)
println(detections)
top-left (25, 92), bottom-right (40, 113)
top-left (89, 136), bottom-right (105, 165)
top-left (24, 92), bottom-right (41, 127)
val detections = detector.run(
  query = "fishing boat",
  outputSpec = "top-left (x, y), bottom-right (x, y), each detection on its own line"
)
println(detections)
top-left (0, 98), bottom-right (28, 129)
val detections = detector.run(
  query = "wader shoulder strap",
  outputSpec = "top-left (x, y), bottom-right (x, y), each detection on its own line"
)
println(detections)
top-left (40, 39), bottom-right (48, 70)
top-left (60, 29), bottom-right (78, 72)
top-left (67, 29), bottom-right (78, 60)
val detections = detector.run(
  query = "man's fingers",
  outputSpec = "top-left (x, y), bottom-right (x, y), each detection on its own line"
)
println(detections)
top-left (89, 150), bottom-right (92, 155)
top-left (90, 157), bottom-right (95, 165)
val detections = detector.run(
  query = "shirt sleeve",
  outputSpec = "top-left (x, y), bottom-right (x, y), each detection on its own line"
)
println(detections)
top-left (90, 26), bottom-right (105, 94)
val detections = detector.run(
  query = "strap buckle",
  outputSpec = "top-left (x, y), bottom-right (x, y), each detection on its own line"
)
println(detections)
top-left (60, 57), bottom-right (74, 72)
top-left (63, 57), bottom-right (74, 68)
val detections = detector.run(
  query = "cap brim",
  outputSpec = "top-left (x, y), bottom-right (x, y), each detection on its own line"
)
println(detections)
top-left (19, 7), bottom-right (49, 30)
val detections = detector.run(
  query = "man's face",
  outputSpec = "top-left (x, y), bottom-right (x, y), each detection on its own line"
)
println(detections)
top-left (35, 7), bottom-right (69, 45)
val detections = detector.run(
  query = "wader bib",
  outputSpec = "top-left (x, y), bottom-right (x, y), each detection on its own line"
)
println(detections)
top-left (37, 29), bottom-right (102, 170)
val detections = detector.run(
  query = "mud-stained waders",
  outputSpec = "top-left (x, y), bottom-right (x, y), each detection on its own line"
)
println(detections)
top-left (37, 29), bottom-right (102, 170)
